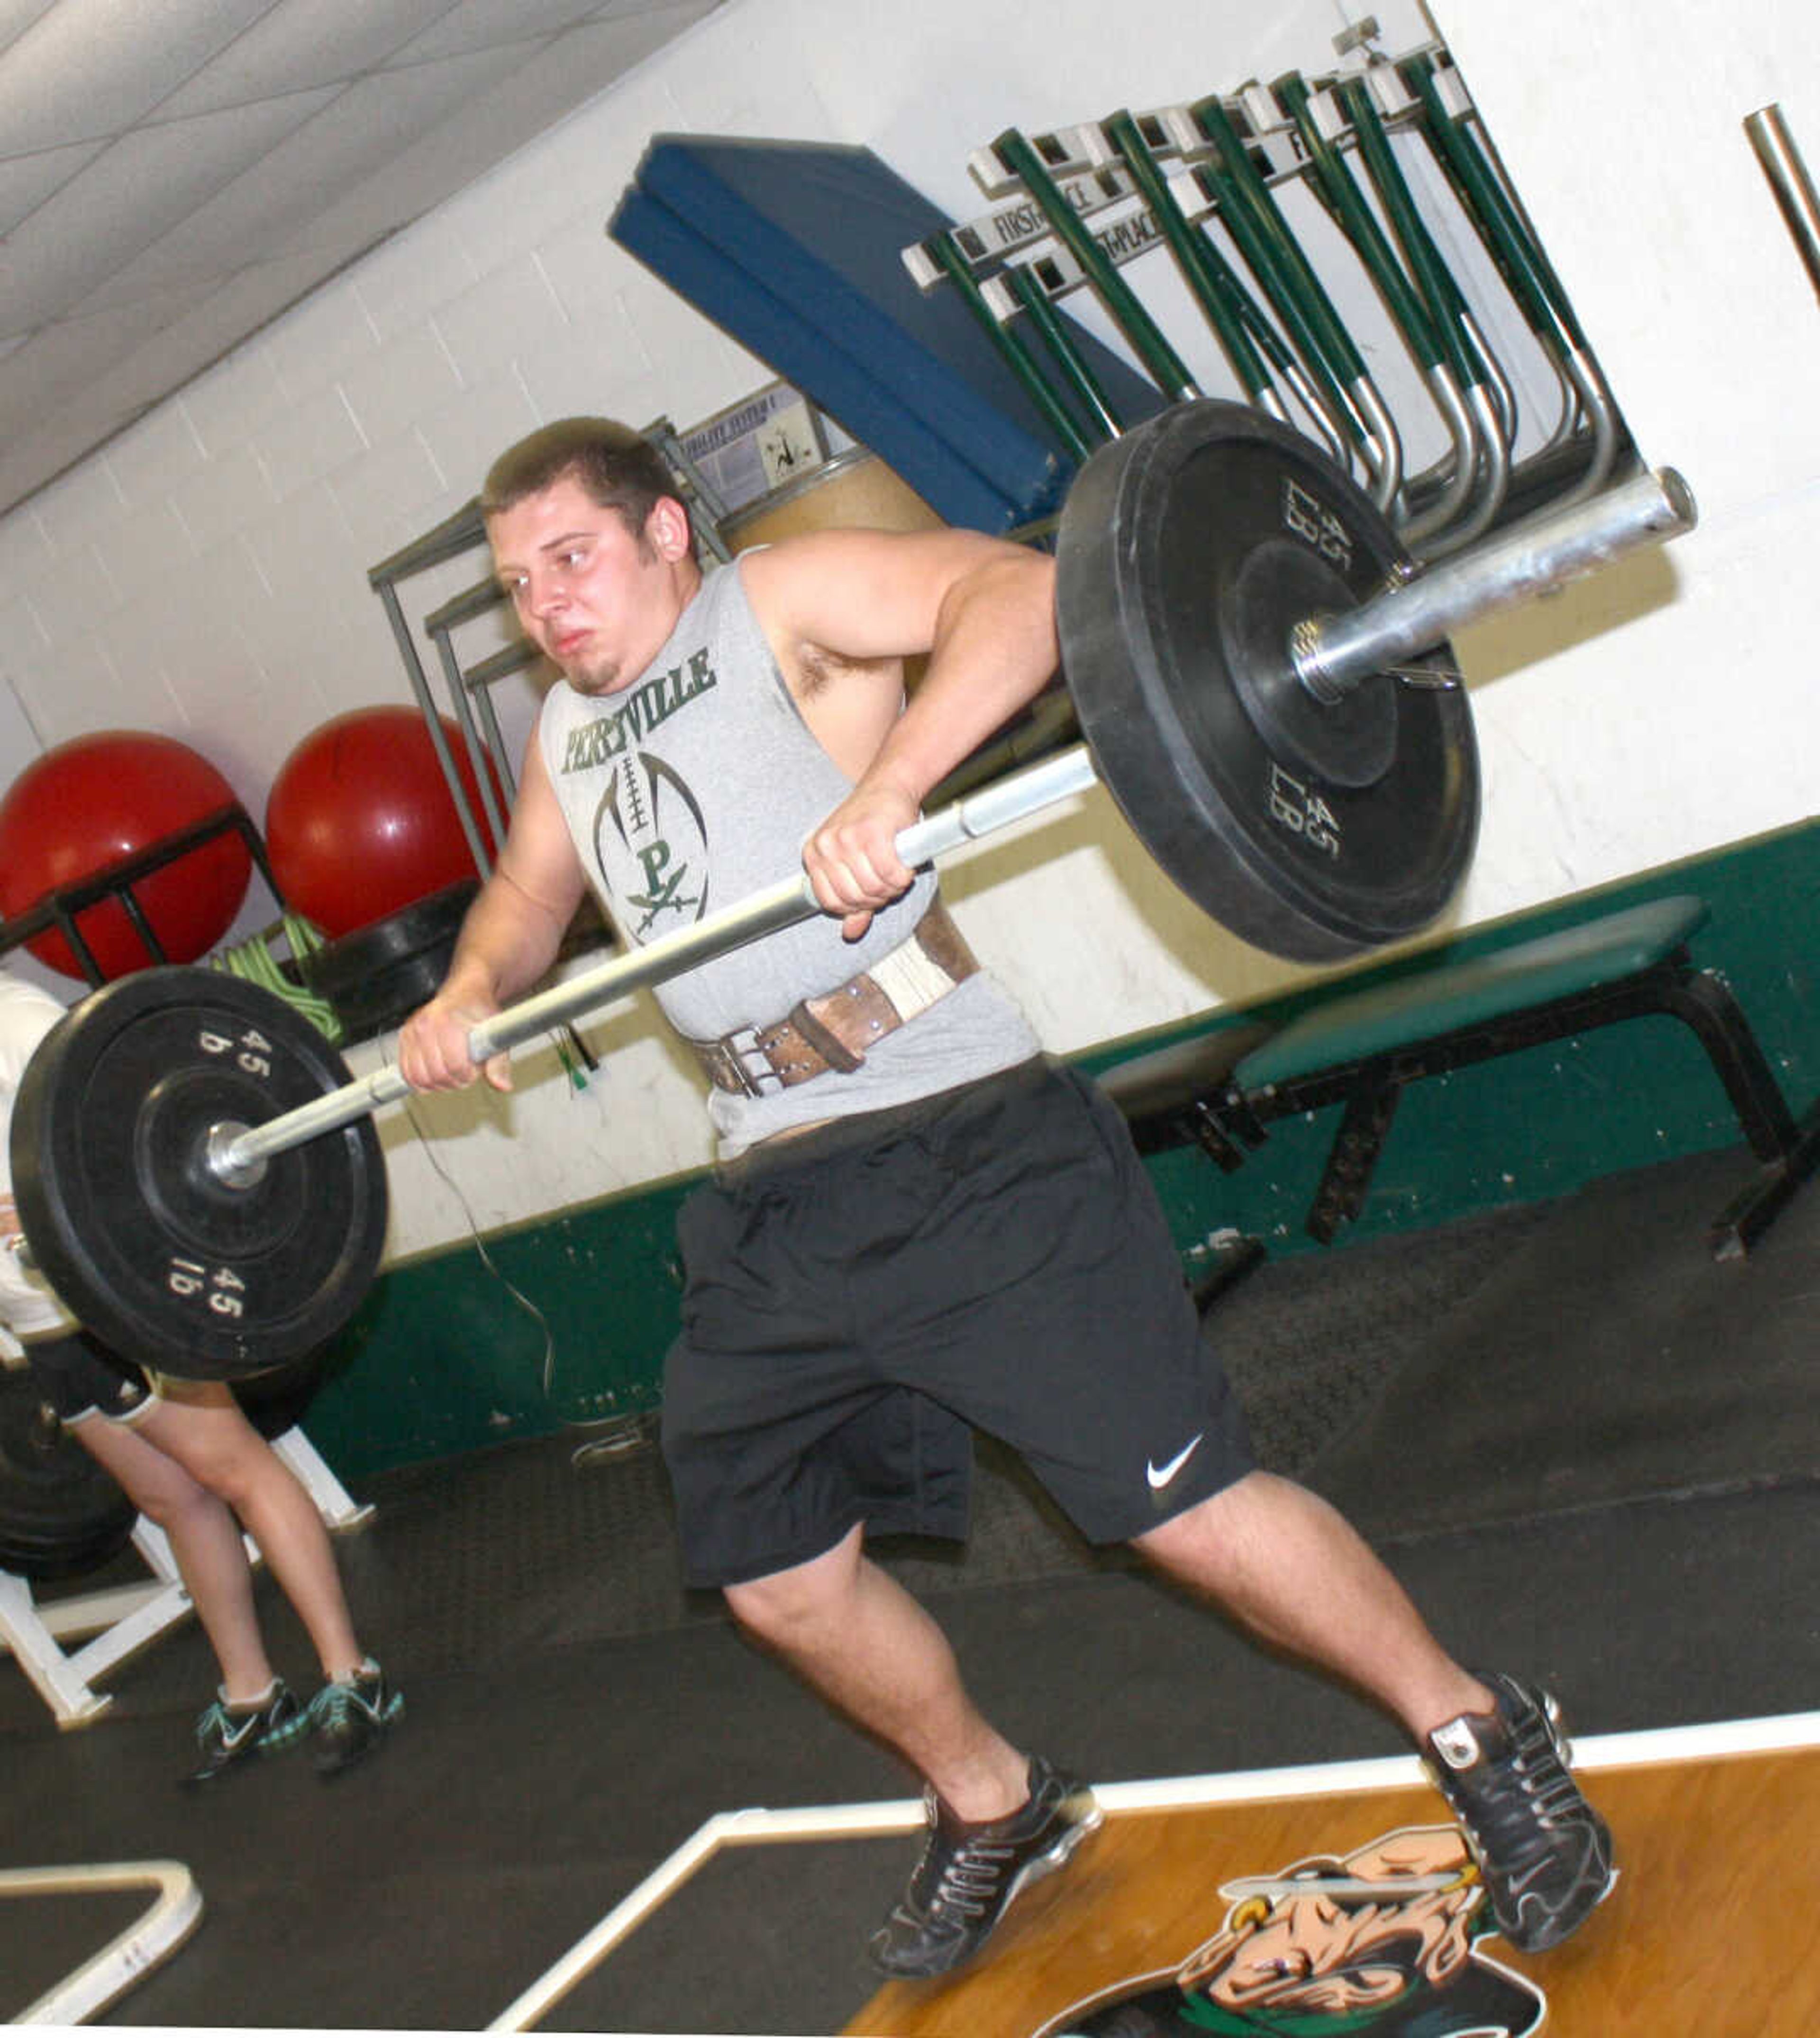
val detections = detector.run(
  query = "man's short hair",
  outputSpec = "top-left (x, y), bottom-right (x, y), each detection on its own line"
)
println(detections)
top-left (481, 419), bottom-right (684, 537)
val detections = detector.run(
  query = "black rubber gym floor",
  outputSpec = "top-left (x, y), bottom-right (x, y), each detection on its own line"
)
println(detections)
top-left (4, 1140), bottom-right (1817, 2031)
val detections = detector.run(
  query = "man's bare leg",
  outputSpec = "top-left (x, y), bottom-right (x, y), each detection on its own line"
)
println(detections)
top-left (1137, 1470), bottom-right (1615, 1953)
top-left (724, 1521), bottom-right (1028, 1819)
top-left (1134, 1470), bottom-right (1492, 1736)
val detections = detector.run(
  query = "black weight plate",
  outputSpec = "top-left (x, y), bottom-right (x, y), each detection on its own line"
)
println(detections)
top-left (301, 880), bottom-right (478, 1044)
top-left (10, 968), bottom-right (389, 1381)
top-left (310, 949), bottom-right (457, 1044)
top-left (1057, 400), bottom-right (1479, 961)
top-left (233, 1347), bottom-right (335, 1441)
top-left (301, 878), bottom-right (479, 996)
top-left (0, 1367), bottom-right (137, 1581)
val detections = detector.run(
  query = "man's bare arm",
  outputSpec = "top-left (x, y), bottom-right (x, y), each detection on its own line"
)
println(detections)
top-left (741, 528), bottom-right (1059, 932)
top-left (398, 742), bottom-right (587, 1092)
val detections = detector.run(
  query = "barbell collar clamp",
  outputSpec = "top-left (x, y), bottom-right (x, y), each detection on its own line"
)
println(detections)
top-left (205, 1123), bottom-right (268, 1190)
top-left (1292, 466), bottom-right (1699, 706)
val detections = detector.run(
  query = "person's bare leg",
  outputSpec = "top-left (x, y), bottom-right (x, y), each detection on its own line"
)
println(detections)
top-left (136, 1381), bottom-right (365, 1684)
top-left (1138, 1471), bottom-right (1617, 1951)
top-left (724, 1522), bottom-right (1028, 1818)
top-left (71, 1414), bottom-right (278, 1702)
top-left (1134, 1469), bottom-right (1491, 1737)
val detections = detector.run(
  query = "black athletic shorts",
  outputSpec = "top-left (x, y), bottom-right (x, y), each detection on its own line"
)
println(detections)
top-left (25, 1330), bottom-right (159, 1425)
top-left (662, 1055), bottom-right (1255, 1588)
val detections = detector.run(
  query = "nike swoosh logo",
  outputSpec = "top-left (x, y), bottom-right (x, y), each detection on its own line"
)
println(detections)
top-left (1147, 1434), bottom-right (1204, 1490)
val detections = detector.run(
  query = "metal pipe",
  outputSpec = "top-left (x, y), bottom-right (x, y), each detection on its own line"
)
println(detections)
top-left (1348, 375), bottom-right (1403, 514)
top-left (923, 234), bottom-right (1098, 462)
top-left (428, 624), bottom-right (509, 857)
top-left (1462, 309), bottom-right (1520, 453)
top-left (1003, 264), bottom-right (1124, 441)
top-left (1293, 466), bottom-right (1697, 704)
top-left (372, 578), bottom-right (493, 876)
top-left (423, 576), bottom-right (510, 635)
top-left (1544, 347), bottom-right (1621, 510)
top-left (1745, 104), bottom-right (1820, 300)
top-left (1272, 355), bottom-right (1340, 456)
top-left (1396, 364), bottom-right (1478, 546)
top-left (463, 638), bottom-right (545, 801)
top-left (5, 1860), bottom-right (204, 2025)
top-left (1416, 379), bottom-right (1511, 560)
top-left (366, 498), bottom-right (485, 586)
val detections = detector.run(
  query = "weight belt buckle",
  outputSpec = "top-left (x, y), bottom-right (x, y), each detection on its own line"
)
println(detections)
top-left (708, 1024), bottom-right (785, 1099)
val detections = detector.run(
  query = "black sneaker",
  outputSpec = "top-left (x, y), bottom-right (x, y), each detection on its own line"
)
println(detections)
top-left (1424, 1670), bottom-right (1616, 1951)
top-left (869, 1755), bottom-right (1102, 1979)
top-left (184, 1681), bottom-right (300, 1785)
top-left (277, 1660), bottom-right (404, 1776)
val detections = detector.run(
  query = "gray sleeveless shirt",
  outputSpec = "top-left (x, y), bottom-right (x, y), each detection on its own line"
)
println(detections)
top-left (537, 557), bottom-right (1038, 1153)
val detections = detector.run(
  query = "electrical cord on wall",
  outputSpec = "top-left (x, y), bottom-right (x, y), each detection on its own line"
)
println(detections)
top-left (398, 1087), bottom-right (558, 1398)
top-left (197, 896), bottom-right (644, 1456)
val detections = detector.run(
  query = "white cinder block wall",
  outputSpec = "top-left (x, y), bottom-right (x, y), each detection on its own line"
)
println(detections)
top-left (0, 0), bottom-right (1814, 1262)
top-left (1437, 2), bottom-right (1820, 912)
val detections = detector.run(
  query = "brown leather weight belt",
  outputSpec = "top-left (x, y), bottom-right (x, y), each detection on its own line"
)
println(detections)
top-left (687, 901), bottom-right (979, 1097)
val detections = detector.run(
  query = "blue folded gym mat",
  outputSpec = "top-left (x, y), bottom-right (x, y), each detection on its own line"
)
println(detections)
top-left (610, 135), bottom-right (1166, 531)
top-left (611, 189), bottom-right (1032, 533)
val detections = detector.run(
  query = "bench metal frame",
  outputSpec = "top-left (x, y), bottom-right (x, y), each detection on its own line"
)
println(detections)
top-left (1110, 938), bottom-right (1820, 1261)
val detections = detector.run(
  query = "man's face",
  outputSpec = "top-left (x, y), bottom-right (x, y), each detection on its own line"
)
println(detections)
top-left (489, 475), bottom-right (685, 697)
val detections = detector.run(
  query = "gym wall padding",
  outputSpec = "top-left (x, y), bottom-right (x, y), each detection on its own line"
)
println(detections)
top-left (299, 815), bottom-right (1820, 1483)
top-left (610, 135), bottom-right (1169, 530)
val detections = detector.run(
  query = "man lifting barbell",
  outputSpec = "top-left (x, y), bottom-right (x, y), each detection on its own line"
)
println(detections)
top-left (393, 410), bottom-right (1627, 1977)
top-left (0, 964), bottom-right (402, 1781)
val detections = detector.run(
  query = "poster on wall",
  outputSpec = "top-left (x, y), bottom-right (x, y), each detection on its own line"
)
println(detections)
top-left (680, 383), bottom-right (829, 517)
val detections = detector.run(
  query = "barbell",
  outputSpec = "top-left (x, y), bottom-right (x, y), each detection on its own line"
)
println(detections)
top-left (8, 401), bottom-right (1695, 1381)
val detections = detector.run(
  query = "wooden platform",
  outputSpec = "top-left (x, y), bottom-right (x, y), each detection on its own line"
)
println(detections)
top-left (851, 1735), bottom-right (1820, 2036)
top-left (490, 1714), bottom-right (1820, 2034)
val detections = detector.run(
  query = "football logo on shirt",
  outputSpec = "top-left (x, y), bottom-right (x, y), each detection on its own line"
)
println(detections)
top-left (592, 751), bottom-right (709, 936)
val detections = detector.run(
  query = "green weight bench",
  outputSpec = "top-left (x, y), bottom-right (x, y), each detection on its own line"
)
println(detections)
top-left (1103, 894), bottom-right (1820, 1261)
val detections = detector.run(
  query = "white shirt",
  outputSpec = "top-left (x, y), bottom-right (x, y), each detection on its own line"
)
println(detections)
top-left (0, 969), bottom-right (79, 1342)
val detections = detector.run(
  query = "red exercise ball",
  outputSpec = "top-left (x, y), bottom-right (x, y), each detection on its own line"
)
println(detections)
top-left (265, 707), bottom-right (502, 939)
top-left (0, 731), bottom-right (253, 980)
